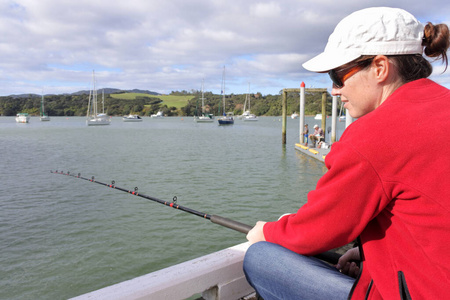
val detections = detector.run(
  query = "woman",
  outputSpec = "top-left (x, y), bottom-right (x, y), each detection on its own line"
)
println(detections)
top-left (244, 7), bottom-right (450, 300)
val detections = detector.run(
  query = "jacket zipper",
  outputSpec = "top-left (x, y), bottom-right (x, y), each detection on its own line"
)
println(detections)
top-left (347, 237), bottom-right (365, 299)
top-left (398, 271), bottom-right (412, 300)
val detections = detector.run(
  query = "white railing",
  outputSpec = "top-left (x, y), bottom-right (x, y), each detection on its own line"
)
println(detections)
top-left (70, 242), bottom-right (254, 300)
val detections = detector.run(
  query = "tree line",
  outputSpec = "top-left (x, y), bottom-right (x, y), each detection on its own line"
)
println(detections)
top-left (0, 90), bottom-right (335, 117)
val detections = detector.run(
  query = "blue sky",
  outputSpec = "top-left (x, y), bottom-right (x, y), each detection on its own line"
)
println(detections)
top-left (1, 0), bottom-right (450, 96)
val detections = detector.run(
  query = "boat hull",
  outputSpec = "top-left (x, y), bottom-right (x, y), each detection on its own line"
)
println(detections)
top-left (243, 114), bottom-right (258, 121)
top-left (151, 111), bottom-right (164, 118)
top-left (218, 112), bottom-right (234, 125)
top-left (194, 116), bottom-right (214, 123)
top-left (195, 119), bottom-right (214, 123)
top-left (86, 116), bottom-right (111, 126)
top-left (15, 114), bottom-right (30, 123)
top-left (218, 119), bottom-right (234, 125)
top-left (123, 115), bottom-right (143, 122)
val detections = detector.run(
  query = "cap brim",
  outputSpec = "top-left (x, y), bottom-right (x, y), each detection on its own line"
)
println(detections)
top-left (302, 51), bottom-right (361, 73)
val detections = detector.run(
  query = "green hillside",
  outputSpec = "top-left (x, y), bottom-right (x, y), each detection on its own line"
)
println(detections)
top-left (110, 93), bottom-right (194, 109)
top-left (1, 90), bottom-right (334, 117)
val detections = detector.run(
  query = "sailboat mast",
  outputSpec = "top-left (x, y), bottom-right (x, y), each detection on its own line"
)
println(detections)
top-left (87, 88), bottom-right (92, 117)
top-left (201, 79), bottom-right (205, 114)
top-left (222, 66), bottom-right (226, 116)
top-left (41, 91), bottom-right (44, 117)
top-left (246, 82), bottom-right (250, 112)
top-left (93, 71), bottom-right (97, 116)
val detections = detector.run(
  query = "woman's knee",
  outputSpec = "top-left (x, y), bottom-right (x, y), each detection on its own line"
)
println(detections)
top-left (244, 242), bottom-right (267, 271)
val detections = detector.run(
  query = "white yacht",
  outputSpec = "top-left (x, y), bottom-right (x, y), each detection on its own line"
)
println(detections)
top-left (151, 111), bottom-right (164, 118)
top-left (123, 114), bottom-right (143, 122)
top-left (15, 113), bottom-right (30, 123)
top-left (86, 71), bottom-right (111, 126)
top-left (194, 80), bottom-right (214, 123)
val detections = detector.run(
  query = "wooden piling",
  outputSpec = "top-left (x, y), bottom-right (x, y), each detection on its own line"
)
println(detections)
top-left (282, 90), bottom-right (287, 144)
top-left (282, 87), bottom-right (328, 145)
top-left (321, 92), bottom-right (326, 137)
top-left (331, 95), bottom-right (337, 143)
top-left (299, 82), bottom-right (305, 144)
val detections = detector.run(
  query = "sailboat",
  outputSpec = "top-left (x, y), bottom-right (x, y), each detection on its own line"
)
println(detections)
top-left (40, 92), bottom-right (50, 121)
top-left (241, 82), bottom-right (257, 121)
top-left (194, 79), bottom-right (214, 123)
top-left (217, 66), bottom-right (234, 125)
top-left (86, 71), bottom-right (110, 126)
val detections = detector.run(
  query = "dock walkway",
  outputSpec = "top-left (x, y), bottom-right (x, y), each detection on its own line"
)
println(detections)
top-left (294, 143), bottom-right (331, 162)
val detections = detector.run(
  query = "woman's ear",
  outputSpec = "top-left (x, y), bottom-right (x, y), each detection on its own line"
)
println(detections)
top-left (372, 55), bottom-right (390, 83)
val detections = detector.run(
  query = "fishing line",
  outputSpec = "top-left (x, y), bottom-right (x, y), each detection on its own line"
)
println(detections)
top-left (51, 170), bottom-right (341, 264)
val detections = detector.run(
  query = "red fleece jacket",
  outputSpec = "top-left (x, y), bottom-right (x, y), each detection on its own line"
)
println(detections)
top-left (264, 79), bottom-right (450, 299)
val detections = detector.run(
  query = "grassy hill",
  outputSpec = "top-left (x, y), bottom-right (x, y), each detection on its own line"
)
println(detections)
top-left (110, 93), bottom-right (194, 109)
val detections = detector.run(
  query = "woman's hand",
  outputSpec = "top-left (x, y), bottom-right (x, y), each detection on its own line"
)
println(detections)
top-left (246, 221), bottom-right (267, 245)
top-left (336, 247), bottom-right (361, 278)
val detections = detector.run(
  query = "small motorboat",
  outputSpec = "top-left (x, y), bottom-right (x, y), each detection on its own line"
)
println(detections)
top-left (151, 111), bottom-right (164, 118)
top-left (15, 113), bottom-right (30, 123)
top-left (123, 114), bottom-right (143, 122)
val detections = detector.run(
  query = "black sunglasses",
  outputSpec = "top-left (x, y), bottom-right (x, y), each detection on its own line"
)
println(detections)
top-left (328, 58), bottom-right (374, 88)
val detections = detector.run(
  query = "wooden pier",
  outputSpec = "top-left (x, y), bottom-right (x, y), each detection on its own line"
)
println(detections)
top-left (294, 143), bottom-right (330, 163)
top-left (283, 82), bottom-right (353, 162)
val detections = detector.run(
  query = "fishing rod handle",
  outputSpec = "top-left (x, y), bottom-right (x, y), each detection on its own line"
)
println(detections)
top-left (210, 215), bottom-right (253, 234)
top-left (314, 251), bottom-right (341, 265)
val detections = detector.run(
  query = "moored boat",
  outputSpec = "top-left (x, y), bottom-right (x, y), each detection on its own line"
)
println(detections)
top-left (218, 112), bottom-right (235, 125)
top-left (40, 93), bottom-right (50, 121)
top-left (15, 113), bottom-right (30, 123)
top-left (241, 83), bottom-right (258, 121)
top-left (217, 66), bottom-right (234, 125)
top-left (242, 112), bottom-right (258, 121)
top-left (123, 114), bottom-right (143, 122)
top-left (194, 80), bottom-right (214, 123)
top-left (151, 111), bottom-right (164, 118)
top-left (194, 114), bottom-right (214, 123)
top-left (86, 71), bottom-right (111, 126)
top-left (195, 114), bottom-right (215, 122)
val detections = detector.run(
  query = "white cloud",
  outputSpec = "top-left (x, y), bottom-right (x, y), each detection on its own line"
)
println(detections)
top-left (1, 0), bottom-right (450, 96)
top-left (250, 2), bottom-right (282, 18)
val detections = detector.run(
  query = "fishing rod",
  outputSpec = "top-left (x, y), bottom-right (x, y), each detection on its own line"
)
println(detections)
top-left (51, 170), bottom-right (341, 264)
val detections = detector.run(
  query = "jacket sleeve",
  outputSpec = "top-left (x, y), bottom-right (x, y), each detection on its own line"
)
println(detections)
top-left (263, 141), bottom-right (391, 255)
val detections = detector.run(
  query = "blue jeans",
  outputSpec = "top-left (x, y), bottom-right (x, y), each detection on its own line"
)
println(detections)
top-left (243, 242), bottom-right (355, 300)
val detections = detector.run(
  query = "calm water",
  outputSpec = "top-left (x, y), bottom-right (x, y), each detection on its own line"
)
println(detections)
top-left (0, 116), bottom-right (344, 299)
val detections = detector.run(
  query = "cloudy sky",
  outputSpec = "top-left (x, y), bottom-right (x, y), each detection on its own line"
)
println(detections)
top-left (1, 0), bottom-right (450, 96)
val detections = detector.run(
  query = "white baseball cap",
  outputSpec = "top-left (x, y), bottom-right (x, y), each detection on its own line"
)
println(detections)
top-left (302, 7), bottom-right (424, 73)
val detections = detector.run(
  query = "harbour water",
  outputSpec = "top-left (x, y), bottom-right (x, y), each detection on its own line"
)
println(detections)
top-left (0, 116), bottom-right (345, 299)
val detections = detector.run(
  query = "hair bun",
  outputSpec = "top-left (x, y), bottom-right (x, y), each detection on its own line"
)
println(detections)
top-left (422, 22), bottom-right (449, 62)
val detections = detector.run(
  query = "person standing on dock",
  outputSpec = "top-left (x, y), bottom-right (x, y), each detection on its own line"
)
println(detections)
top-left (302, 124), bottom-right (309, 145)
top-left (244, 7), bottom-right (450, 300)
